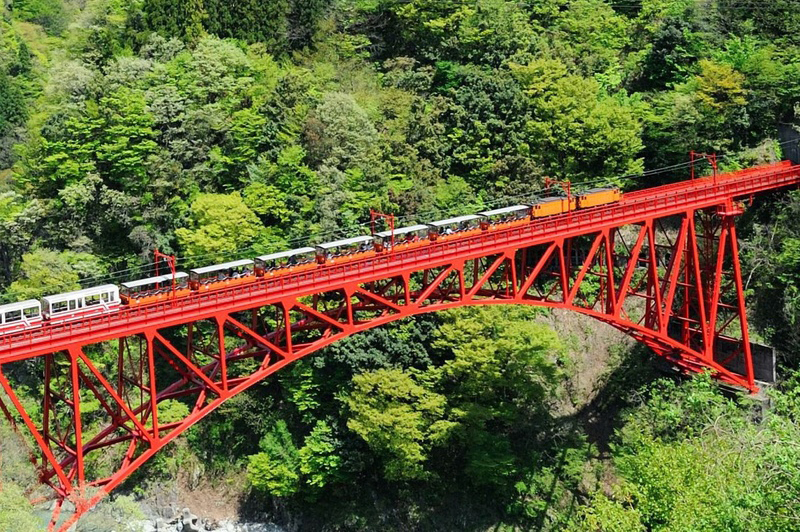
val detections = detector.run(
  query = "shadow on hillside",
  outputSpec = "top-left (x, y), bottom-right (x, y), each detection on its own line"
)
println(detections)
top-left (518, 344), bottom-right (665, 531)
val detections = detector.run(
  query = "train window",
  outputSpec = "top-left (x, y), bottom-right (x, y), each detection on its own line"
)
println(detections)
top-left (86, 294), bottom-right (101, 306)
top-left (103, 292), bottom-right (114, 302)
top-left (69, 300), bottom-right (77, 311)
top-left (24, 307), bottom-right (39, 318)
top-left (5, 310), bottom-right (21, 323)
top-left (53, 301), bottom-right (68, 314)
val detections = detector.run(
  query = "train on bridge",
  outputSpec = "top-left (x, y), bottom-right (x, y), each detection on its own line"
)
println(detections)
top-left (0, 187), bottom-right (621, 333)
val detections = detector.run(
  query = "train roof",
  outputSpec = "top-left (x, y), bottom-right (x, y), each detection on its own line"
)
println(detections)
top-left (375, 224), bottom-right (429, 238)
top-left (256, 247), bottom-right (317, 262)
top-left (0, 299), bottom-right (41, 313)
top-left (42, 284), bottom-right (119, 304)
top-left (191, 259), bottom-right (254, 275)
top-left (121, 272), bottom-right (188, 289)
top-left (316, 235), bottom-right (373, 250)
top-left (428, 214), bottom-right (481, 228)
top-left (536, 196), bottom-right (569, 203)
top-left (478, 205), bottom-right (530, 217)
top-left (580, 187), bottom-right (618, 195)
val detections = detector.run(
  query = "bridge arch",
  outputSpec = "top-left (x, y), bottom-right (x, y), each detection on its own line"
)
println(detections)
top-left (6, 160), bottom-right (800, 530)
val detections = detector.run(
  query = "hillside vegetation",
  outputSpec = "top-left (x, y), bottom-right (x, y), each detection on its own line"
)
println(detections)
top-left (2, 0), bottom-right (800, 530)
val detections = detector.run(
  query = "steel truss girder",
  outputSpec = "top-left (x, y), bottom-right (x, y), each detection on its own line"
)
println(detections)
top-left (0, 201), bottom-right (772, 531)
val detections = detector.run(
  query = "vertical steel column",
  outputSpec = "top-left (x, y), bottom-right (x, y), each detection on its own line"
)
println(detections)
top-left (68, 347), bottom-right (85, 489)
top-left (216, 317), bottom-right (228, 391)
top-left (727, 219), bottom-right (756, 388)
top-left (604, 228), bottom-right (617, 313)
top-left (706, 222), bottom-right (729, 358)
top-left (687, 215), bottom-right (709, 352)
top-left (145, 333), bottom-right (159, 440)
top-left (43, 353), bottom-right (53, 469)
top-left (646, 221), bottom-right (663, 331)
top-left (282, 303), bottom-right (293, 357)
top-left (117, 339), bottom-right (124, 417)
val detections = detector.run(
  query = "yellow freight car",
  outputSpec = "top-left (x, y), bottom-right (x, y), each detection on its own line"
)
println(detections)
top-left (532, 196), bottom-right (577, 218)
top-left (577, 188), bottom-right (621, 209)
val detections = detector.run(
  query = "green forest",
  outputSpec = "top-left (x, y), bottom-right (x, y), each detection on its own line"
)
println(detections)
top-left (3, 0), bottom-right (800, 530)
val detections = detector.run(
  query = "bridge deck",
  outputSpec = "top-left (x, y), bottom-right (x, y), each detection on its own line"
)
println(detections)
top-left (1, 161), bottom-right (799, 363)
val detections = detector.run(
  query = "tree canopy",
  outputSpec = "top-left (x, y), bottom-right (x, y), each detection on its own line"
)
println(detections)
top-left (1, 0), bottom-right (800, 530)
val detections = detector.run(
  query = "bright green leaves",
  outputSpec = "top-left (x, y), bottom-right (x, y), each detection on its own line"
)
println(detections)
top-left (579, 491), bottom-right (645, 532)
top-left (432, 306), bottom-right (564, 485)
top-left (271, 145), bottom-right (319, 197)
top-left (338, 307), bottom-right (565, 486)
top-left (571, 375), bottom-right (800, 532)
top-left (228, 108), bottom-right (268, 169)
top-left (299, 421), bottom-right (344, 489)
top-left (644, 59), bottom-right (751, 167)
top-left (95, 88), bottom-right (159, 191)
top-left (156, 399), bottom-right (190, 425)
top-left (175, 192), bottom-right (265, 260)
top-left (548, 0), bottom-right (630, 77)
top-left (246, 308), bottom-right (566, 499)
top-left (168, 37), bottom-right (253, 104)
top-left (610, 438), bottom-right (755, 531)
top-left (247, 419), bottom-right (346, 495)
top-left (433, 306), bottom-right (562, 407)
top-left (433, 175), bottom-right (483, 216)
top-left (30, 87), bottom-right (158, 193)
top-left (242, 182), bottom-right (291, 225)
top-left (345, 368), bottom-right (456, 481)
top-left (7, 248), bottom-right (105, 301)
top-left (511, 59), bottom-right (645, 180)
top-left (693, 60), bottom-right (748, 114)
top-left (247, 420), bottom-right (301, 496)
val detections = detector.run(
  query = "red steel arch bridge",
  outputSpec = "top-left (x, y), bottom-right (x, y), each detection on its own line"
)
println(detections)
top-left (2, 161), bottom-right (800, 530)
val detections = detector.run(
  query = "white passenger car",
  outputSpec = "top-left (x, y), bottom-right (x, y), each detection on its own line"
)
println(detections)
top-left (41, 285), bottom-right (121, 321)
top-left (0, 300), bottom-right (43, 331)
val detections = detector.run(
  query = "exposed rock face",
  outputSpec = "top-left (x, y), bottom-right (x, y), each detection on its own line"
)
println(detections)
top-left (136, 515), bottom-right (285, 532)
top-left (181, 508), bottom-right (202, 532)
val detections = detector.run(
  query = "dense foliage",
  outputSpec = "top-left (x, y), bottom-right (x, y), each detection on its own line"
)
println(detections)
top-left (2, 0), bottom-right (800, 530)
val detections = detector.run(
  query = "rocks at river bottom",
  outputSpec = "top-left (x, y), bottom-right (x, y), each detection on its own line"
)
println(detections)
top-left (135, 508), bottom-right (285, 532)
